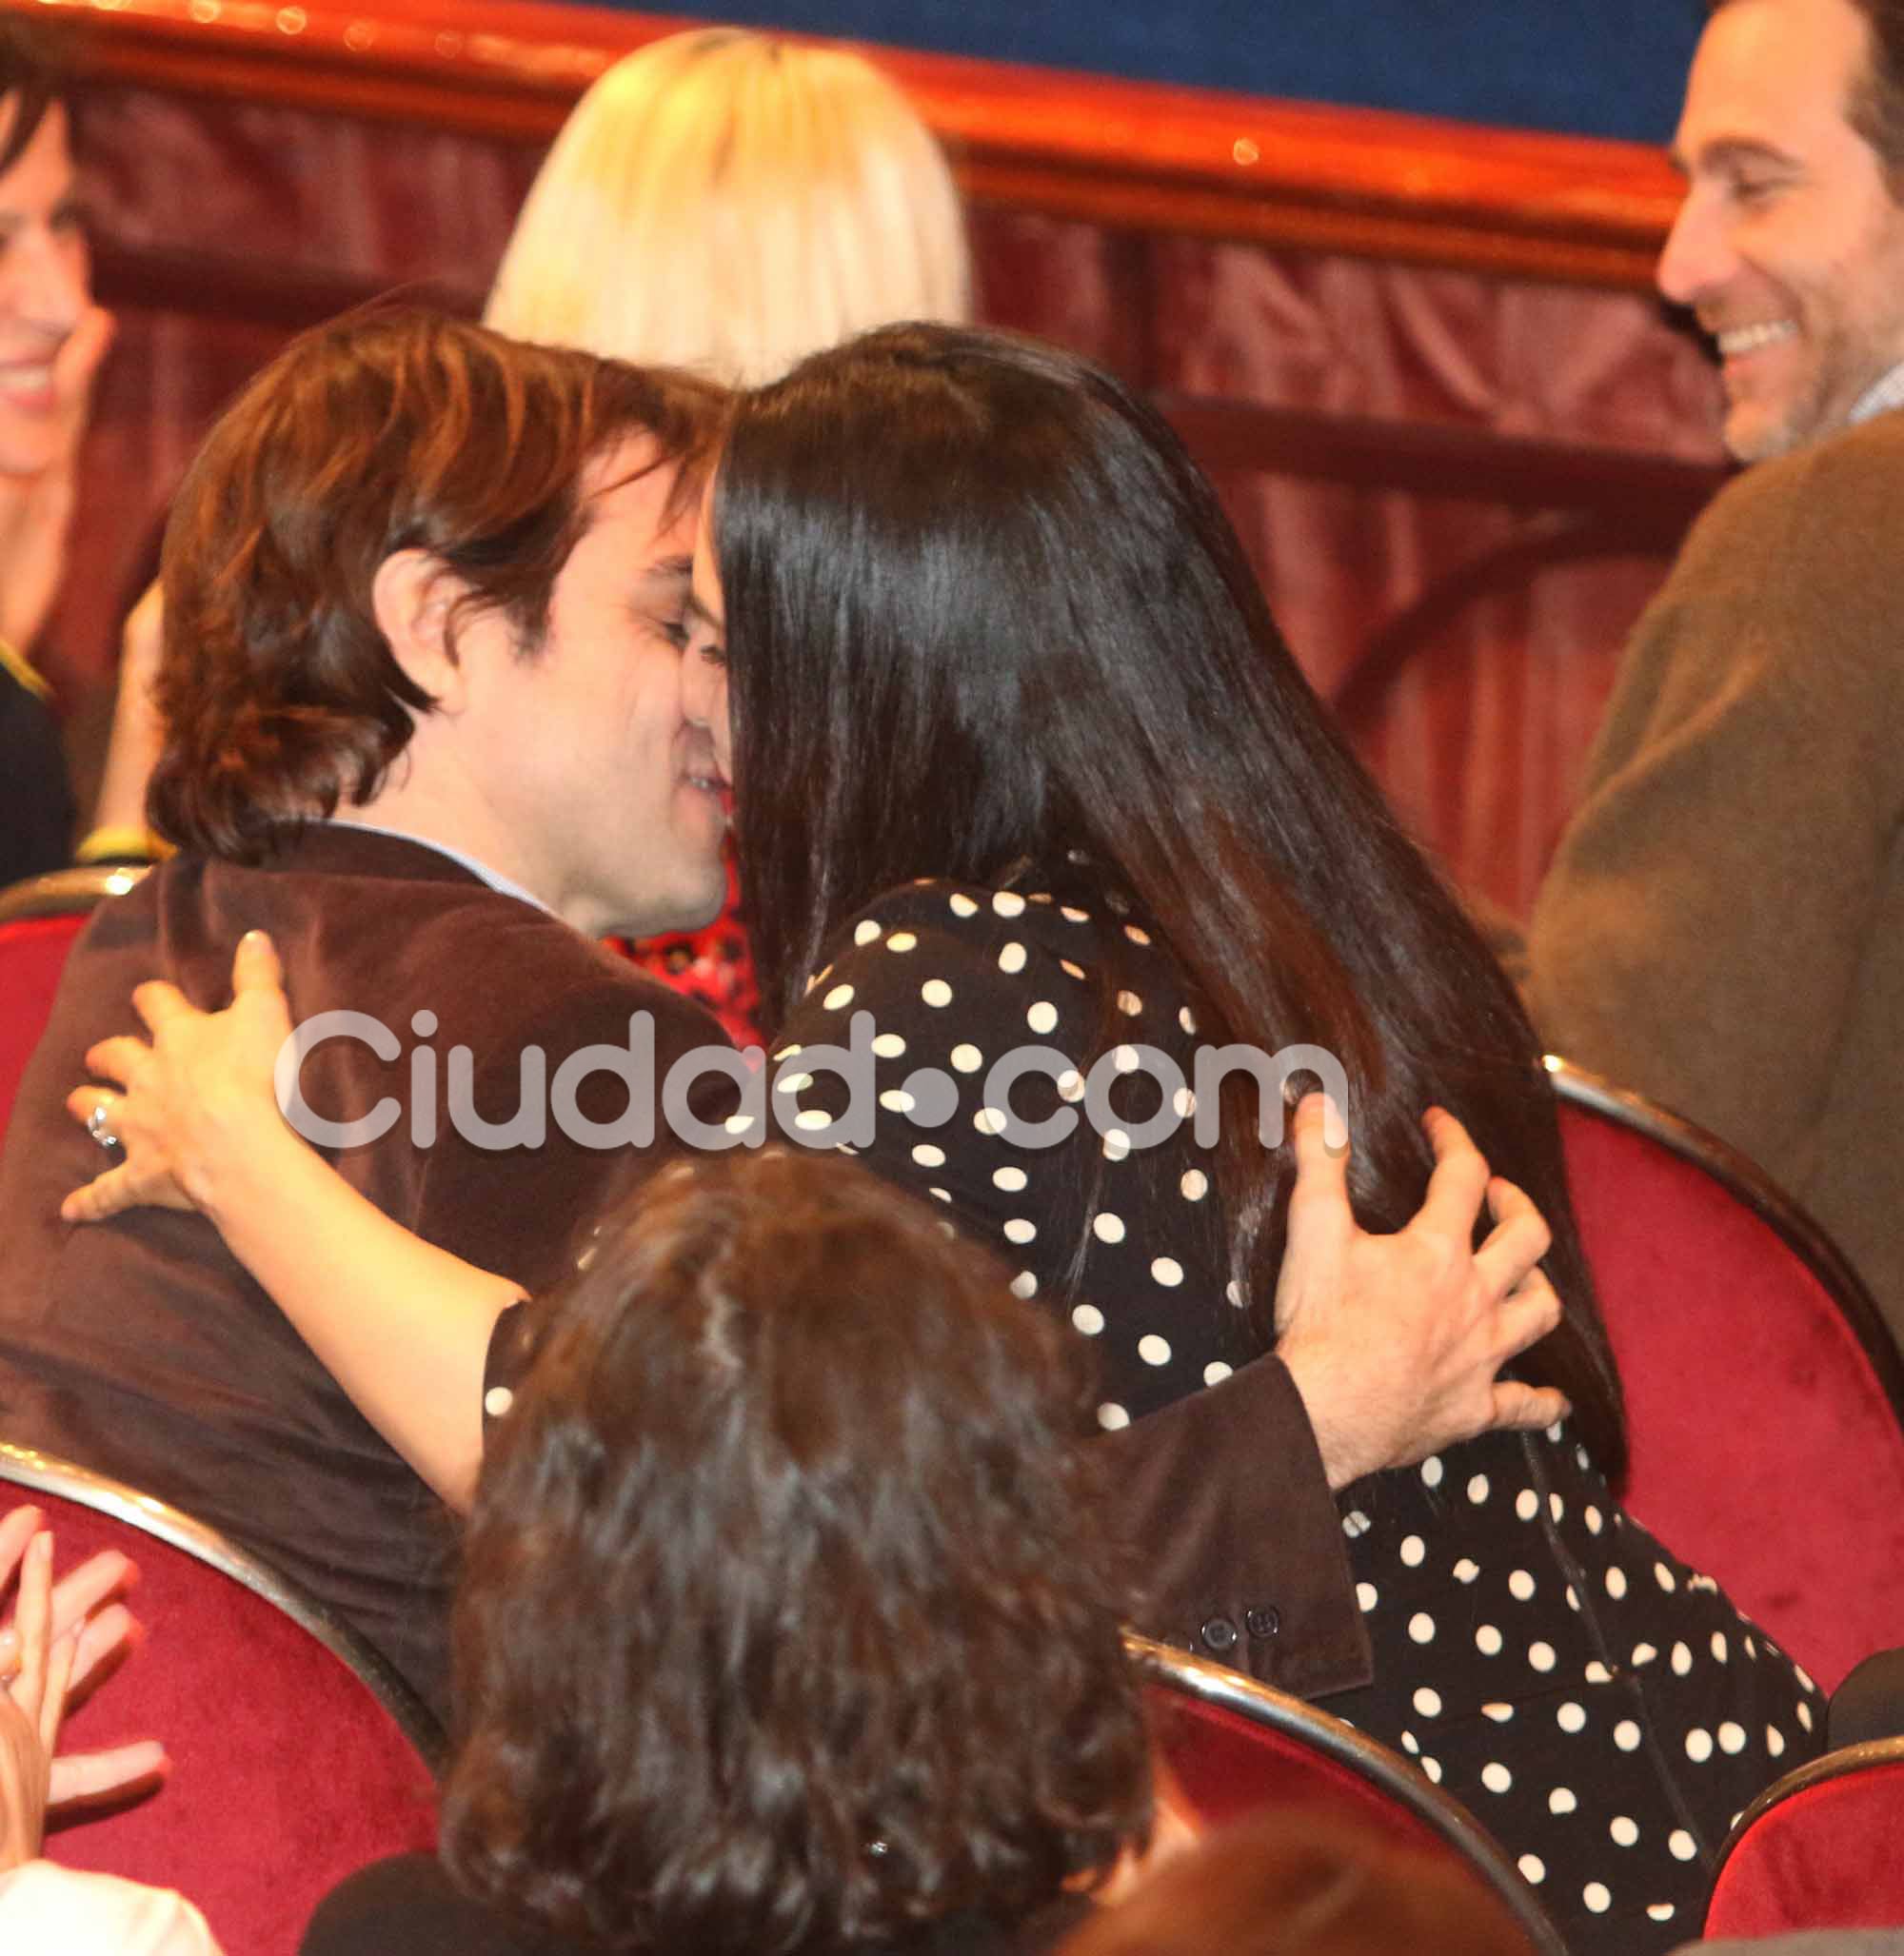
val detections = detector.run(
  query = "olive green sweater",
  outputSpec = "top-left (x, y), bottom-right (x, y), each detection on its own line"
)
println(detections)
top-left (1528, 408), bottom-right (1904, 1341)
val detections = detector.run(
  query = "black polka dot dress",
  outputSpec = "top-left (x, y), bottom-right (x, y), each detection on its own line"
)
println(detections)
top-left (1329, 1425), bottom-right (1821, 1950)
top-left (764, 867), bottom-right (1825, 1955)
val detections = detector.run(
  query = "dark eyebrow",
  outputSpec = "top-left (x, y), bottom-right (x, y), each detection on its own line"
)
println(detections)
top-left (1669, 134), bottom-right (1802, 176)
top-left (637, 554), bottom-right (692, 596)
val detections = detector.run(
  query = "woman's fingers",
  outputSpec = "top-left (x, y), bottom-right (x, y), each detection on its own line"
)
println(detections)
top-left (59, 1165), bottom-right (147, 1226)
top-left (230, 929), bottom-right (286, 999)
top-left (59, 1095), bottom-right (195, 1220)
top-left (77, 1035), bottom-right (150, 1094)
top-left (129, 979), bottom-right (197, 1038)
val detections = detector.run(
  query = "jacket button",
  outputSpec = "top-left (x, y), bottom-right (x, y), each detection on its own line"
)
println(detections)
top-left (1200, 1615), bottom-right (1239, 1653)
top-left (1245, 1606), bottom-right (1281, 1640)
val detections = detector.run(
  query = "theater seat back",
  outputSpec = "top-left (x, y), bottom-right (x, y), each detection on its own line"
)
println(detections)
top-left (1128, 1634), bottom-right (1566, 1955)
top-left (1705, 1739), bottom-right (1904, 1938)
top-left (1550, 1057), bottom-right (1904, 1692)
top-left (0, 866), bottom-right (150, 1141)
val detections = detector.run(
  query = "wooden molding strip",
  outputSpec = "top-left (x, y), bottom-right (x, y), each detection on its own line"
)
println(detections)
top-left (90, 240), bottom-right (1726, 528)
top-left (13, 0), bottom-right (1684, 287)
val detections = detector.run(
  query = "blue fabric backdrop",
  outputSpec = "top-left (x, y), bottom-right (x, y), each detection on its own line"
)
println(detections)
top-left (557, 2), bottom-right (1704, 144)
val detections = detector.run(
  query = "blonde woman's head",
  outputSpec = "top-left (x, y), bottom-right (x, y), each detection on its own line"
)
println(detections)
top-left (485, 29), bottom-right (971, 385)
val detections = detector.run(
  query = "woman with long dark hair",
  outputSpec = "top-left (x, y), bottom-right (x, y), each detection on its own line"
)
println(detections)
top-left (67, 325), bottom-right (1820, 1953)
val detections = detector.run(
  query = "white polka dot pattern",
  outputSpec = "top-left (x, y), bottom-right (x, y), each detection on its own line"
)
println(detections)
top-left (756, 876), bottom-right (1828, 1956)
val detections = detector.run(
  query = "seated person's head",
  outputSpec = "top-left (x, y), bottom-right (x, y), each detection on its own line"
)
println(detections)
top-left (440, 1149), bottom-right (1151, 1953)
top-left (146, 309), bottom-right (725, 888)
top-left (1054, 1809), bottom-right (1537, 1956)
top-left (0, 18), bottom-right (89, 481)
top-left (485, 27), bottom-right (969, 384)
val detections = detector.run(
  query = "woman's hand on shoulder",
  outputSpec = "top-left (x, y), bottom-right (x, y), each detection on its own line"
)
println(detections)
top-left (1273, 1095), bottom-right (1567, 1490)
top-left (62, 931), bottom-right (296, 1226)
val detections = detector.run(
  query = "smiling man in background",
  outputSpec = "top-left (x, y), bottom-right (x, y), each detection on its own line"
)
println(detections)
top-left (1527, 0), bottom-right (1904, 1336)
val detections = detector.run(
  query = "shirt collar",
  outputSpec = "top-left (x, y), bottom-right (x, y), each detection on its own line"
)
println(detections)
top-left (323, 818), bottom-right (554, 917)
top-left (1848, 357), bottom-right (1904, 427)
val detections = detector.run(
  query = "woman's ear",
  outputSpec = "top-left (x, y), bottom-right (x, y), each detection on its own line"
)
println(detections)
top-left (371, 550), bottom-right (467, 712)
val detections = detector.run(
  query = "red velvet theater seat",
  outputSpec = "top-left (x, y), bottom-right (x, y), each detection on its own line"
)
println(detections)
top-left (0, 1441), bottom-right (443, 1955)
top-left (1549, 1057), bottom-right (1904, 1693)
top-left (1128, 1633), bottom-right (1567, 1955)
top-left (1704, 1738), bottom-right (1904, 1938)
top-left (0, 864), bottom-right (149, 1140)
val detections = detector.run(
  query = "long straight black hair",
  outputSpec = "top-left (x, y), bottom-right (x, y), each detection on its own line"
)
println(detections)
top-left (714, 324), bottom-right (1624, 1476)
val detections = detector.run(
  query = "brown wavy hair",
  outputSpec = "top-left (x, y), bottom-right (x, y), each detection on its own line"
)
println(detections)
top-left (0, 17), bottom-right (71, 174)
top-left (148, 306), bottom-right (726, 861)
top-left (440, 1150), bottom-right (1153, 1953)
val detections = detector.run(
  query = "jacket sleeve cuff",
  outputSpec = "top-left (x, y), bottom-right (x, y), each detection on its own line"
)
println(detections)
top-left (1091, 1353), bottom-right (1374, 1701)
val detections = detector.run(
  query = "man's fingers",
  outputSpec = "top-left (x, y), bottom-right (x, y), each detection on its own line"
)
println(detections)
top-left (1492, 1273), bottom-right (1566, 1364)
top-left (1488, 1378), bottom-right (1572, 1435)
top-left (1276, 1095), bottom-right (1354, 1330)
top-left (1286, 1093), bottom-right (1351, 1214)
top-left (1414, 1106), bottom-right (1491, 1239)
top-left (50, 1739), bottom-right (168, 1811)
top-left (1473, 1177), bottom-right (1554, 1298)
top-left (1483, 1174), bottom-right (1554, 1258)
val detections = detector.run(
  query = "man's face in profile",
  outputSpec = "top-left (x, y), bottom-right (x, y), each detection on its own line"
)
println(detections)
top-left (1658, 0), bottom-right (1904, 460)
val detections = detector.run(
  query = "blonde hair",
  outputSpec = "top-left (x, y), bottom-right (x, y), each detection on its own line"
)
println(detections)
top-left (485, 30), bottom-right (971, 385)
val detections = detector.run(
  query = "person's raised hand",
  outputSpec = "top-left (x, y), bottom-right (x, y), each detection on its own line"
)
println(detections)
top-left (0, 1509), bottom-right (166, 1829)
top-left (63, 931), bottom-right (293, 1226)
top-left (0, 1525), bottom-right (72, 1869)
top-left (1272, 1095), bottom-right (1568, 1490)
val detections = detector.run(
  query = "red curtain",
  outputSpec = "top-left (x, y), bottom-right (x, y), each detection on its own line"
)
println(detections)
top-left (52, 88), bottom-right (1723, 917)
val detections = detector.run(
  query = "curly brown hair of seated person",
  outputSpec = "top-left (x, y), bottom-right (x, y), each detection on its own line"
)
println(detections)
top-left (438, 1150), bottom-right (1154, 1954)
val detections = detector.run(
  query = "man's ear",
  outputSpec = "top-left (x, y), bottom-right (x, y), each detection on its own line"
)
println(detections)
top-left (371, 550), bottom-right (468, 712)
